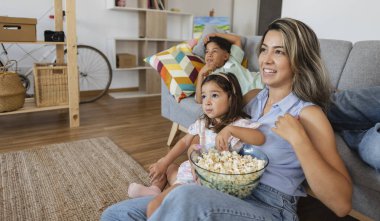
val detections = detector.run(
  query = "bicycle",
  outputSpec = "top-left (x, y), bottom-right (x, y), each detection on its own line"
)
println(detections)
top-left (0, 43), bottom-right (113, 104)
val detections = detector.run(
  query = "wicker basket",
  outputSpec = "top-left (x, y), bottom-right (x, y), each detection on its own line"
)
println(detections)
top-left (34, 63), bottom-right (68, 107)
top-left (0, 71), bottom-right (26, 112)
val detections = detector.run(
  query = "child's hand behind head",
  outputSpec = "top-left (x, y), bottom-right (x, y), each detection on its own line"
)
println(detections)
top-left (203, 33), bottom-right (219, 44)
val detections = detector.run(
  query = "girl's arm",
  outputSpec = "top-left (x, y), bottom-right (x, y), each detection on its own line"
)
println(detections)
top-left (216, 126), bottom-right (265, 151)
top-left (149, 133), bottom-right (196, 181)
top-left (272, 107), bottom-right (352, 217)
top-left (204, 32), bottom-right (242, 48)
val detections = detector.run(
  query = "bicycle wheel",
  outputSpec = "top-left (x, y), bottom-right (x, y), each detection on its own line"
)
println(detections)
top-left (64, 45), bottom-right (112, 104)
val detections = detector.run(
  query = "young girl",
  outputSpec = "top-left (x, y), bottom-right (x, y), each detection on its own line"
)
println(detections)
top-left (127, 73), bottom-right (265, 205)
top-left (195, 33), bottom-right (264, 103)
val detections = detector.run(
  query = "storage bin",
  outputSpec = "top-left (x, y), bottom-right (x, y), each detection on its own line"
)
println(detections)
top-left (34, 63), bottom-right (68, 107)
top-left (0, 16), bottom-right (37, 42)
top-left (0, 71), bottom-right (26, 112)
top-left (116, 53), bottom-right (137, 68)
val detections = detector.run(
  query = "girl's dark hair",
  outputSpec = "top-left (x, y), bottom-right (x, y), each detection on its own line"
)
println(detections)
top-left (204, 36), bottom-right (232, 54)
top-left (201, 72), bottom-right (250, 133)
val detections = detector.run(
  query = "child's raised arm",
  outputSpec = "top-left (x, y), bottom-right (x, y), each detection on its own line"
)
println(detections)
top-left (204, 32), bottom-right (242, 48)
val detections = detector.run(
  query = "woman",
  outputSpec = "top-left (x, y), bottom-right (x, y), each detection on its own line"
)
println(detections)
top-left (101, 18), bottom-right (352, 221)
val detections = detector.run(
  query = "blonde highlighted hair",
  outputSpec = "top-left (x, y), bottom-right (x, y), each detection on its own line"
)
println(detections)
top-left (258, 17), bottom-right (332, 112)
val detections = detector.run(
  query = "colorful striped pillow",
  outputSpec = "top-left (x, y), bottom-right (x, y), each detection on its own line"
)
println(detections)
top-left (145, 43), bottom-right (205, 102)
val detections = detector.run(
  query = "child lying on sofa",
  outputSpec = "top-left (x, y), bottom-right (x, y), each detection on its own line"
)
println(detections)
top-left (195, 32), bottom-right (264, 103)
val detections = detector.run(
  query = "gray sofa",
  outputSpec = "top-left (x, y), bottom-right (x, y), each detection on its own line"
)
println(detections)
top-left (161, 36), bottom-right (380, 220)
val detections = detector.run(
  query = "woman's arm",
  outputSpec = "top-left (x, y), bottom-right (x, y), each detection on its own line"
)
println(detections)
top-left (272, 106), bottom-right (352, 217)
top-left (204, 32), bottom-right (242, 48)
top-left (216, 126), bottom-right (265, 151)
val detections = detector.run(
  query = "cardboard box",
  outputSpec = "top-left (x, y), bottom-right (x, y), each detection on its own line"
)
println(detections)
top-left (116, 53), bottom-right (137, 68)
top-left (0, 16), bottom-right (37, 42)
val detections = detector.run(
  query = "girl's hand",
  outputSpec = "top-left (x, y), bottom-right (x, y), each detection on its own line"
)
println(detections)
top-left (148, 160), bottom-right (167, 183)
top-left (271, 114), bottom-right (306, 146)
top-left (215, 126), bottom-right (232, 151)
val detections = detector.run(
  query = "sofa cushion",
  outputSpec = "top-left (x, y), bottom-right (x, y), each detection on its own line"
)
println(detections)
top-left (338, 40), bottom-right (380, 90)
top-left (145, 43), bottom-right (205, 102)
top-left (319, 39), bottom-right (352, 88)
top-left (243, 36), bottom-right (263, 72)
top-left (161, 79), bottom-right (202, 127)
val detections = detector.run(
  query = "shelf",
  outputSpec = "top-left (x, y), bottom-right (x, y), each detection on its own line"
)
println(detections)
top-left (0, 0), bottom-right (79, 127)
top-left (0, 41), bottom-right (66, 45)
top-left (114, 66), bottom-right (153, 71)
top-left (107, 6), bottom-right (192, 15)
top-left (0, 98), bottom-right (69, 116)
top-left (106, 0), bottom-right (192, 96)
top-left (114, 37), bottom-right (189, 42)
top-left (108, 91), bottom-right (160, 99)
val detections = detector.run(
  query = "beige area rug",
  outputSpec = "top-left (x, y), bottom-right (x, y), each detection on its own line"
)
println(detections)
top-left (0, 137), bottom-right (150, 221)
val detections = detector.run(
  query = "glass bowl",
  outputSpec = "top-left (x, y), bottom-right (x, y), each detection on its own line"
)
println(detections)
top-left (190, 146), bottom-right (269, 198)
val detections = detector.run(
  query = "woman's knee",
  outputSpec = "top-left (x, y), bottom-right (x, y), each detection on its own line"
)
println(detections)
top-left (358, 123), bottom-right (380, 170)
top-left (100, 205), bottom-right (118, 221)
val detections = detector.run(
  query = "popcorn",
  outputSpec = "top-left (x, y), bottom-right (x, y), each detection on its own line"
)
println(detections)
top-left (197, 150), bottom-right (266, 174)
top-left (193, 149), bottom-right (267, 198)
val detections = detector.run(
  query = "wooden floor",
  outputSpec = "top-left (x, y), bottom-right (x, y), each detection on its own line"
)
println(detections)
top-left (0, 95), bottom-right (357, 221)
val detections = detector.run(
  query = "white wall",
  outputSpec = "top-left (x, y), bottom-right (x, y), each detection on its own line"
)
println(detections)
top-left (0, 0), bottom-right (255, 90)
top-left (282, 0), bottom-right (380, 42)
top-left (232, 0), bottom-right (259, 36)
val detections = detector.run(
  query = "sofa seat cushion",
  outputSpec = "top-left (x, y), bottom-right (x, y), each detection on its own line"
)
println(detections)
top-left (336, 135), bottom-right (379, 221)
top-left (335, 135), bottom-right (380, 193)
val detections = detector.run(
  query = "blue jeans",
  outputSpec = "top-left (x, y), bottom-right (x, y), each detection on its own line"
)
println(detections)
top-left (328, 86), bottom-right (380, 171)
top-left (101, 184), bottom-right (299, 221)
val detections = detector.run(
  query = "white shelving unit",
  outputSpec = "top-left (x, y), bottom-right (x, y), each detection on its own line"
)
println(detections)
top-left (0, 0), bottom-right (79, 128)
top-left (106, 0), bottom-right (193, 97)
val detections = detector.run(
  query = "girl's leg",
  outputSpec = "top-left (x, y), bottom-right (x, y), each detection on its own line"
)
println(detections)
top-left (127, 163), bottom-right (179, 198)
top-left (100, 196), bottom-right (153, 221)
top-left (127, 183), bottom-right (162, 198)
top-left (166, 163), bottom-right (179, 185)
top-left (149, 184), bottom-right (298, 221)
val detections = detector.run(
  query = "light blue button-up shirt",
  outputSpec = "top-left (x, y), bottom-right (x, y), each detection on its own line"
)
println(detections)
top-left (244, 87), bottom-right (314, 196)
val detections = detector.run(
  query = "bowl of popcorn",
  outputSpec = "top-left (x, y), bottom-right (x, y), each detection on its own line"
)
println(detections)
top-left (190, 146), bottom-right (269, 198)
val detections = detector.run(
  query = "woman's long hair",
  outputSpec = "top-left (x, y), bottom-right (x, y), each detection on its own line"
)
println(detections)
top-left (257, 17), bottom-right (332, 112)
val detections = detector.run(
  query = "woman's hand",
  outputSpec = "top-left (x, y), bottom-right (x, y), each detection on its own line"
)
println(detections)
top-left (271, 114), bottom-right (307, 146)
top-left (148, 159), bottom-right (168, 183)
top-left (215, 126), bottom-right (232, 151)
